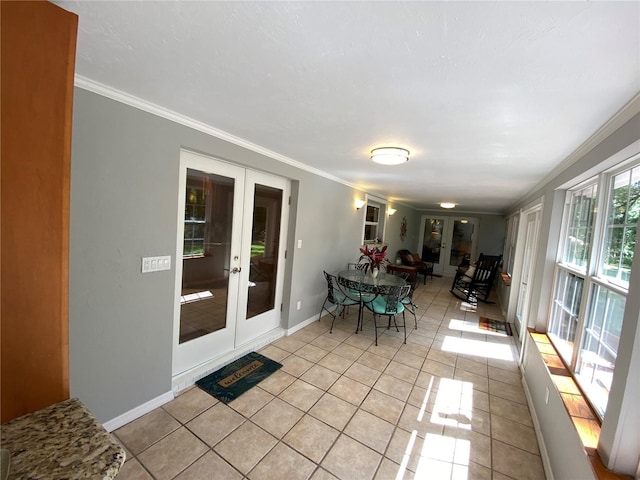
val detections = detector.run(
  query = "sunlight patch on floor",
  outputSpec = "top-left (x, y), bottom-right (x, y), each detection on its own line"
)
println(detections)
top-left (431, 378), bottom-right (473, 430)
top-left (414, 433), bottom-right (471, 479)
top-left (441, 335), bottom-right (513, 361)
top-left (180, 290), bottom-right (213, 304)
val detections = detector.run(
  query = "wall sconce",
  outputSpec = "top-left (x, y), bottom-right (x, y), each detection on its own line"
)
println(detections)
top-left (355, 199), bottom-right (366, 210)
top-left (387, 208), bottom-right (396, 216)
top-left (370, 147), bottom-right (410, 165)
top-left (440, 202), bottom-right (456, 209)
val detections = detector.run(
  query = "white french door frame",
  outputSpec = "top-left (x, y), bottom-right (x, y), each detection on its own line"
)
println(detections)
top-left (172, 150), bottom-right (289, 378)
top-left (418, 215), bottom-right (479, 276)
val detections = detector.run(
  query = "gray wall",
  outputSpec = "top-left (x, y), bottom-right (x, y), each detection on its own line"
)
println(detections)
top-left (69, 88), bottom-right (426, 422)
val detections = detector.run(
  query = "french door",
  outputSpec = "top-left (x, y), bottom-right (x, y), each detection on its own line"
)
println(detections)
top-left (172, 150), bottom-right (289, 376)
top-left (514, 209), bottom-right (541, 339)
top-left (418, 216), bottom-right (479, 276)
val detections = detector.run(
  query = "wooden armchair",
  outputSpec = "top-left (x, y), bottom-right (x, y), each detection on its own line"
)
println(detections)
top-left (397, 249), bottom-right (433, 284)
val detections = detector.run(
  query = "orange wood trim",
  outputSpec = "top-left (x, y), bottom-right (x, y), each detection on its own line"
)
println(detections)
top-left (1, 0), bottom-right (78, 422)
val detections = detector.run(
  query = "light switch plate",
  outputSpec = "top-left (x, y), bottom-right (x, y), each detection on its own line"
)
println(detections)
top-left (142, 255), bottom-right (171, 273)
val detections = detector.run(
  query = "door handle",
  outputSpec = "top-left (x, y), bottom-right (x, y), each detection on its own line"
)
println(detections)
top-left (223, 267), bottom-right (242, 274)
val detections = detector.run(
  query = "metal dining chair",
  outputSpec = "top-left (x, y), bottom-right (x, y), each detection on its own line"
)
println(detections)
top-left (336, 275), bottom-right (377, 333)
top-left (319, 271), bottom-right (360, 333)
top-left (364, 284), bottom-right (411, 345)
top-left (398, 271), bottom-right (419, 329)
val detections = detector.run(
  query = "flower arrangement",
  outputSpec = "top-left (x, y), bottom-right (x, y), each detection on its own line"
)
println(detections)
top-left (359, 244), bottom-right (388, 271)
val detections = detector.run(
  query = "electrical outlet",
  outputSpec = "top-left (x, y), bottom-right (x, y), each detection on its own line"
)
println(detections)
top-left (297, 301), bottom-right (301, 310)
top-left (545, 387), bottom-right (549, 405)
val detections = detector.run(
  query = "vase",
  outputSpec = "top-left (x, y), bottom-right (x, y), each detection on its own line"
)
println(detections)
top-left (371, 267), bottom-right (379, 278)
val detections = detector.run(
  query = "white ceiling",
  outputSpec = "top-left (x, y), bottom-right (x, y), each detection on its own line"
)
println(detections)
top-left (57, 1), bottom-right (640, 214)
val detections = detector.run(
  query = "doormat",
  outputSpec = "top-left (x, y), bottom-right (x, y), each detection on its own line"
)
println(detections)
top-left (479, 317), bottom-right (512, 336)
top-left (196, 352), bottom-right (282, 403)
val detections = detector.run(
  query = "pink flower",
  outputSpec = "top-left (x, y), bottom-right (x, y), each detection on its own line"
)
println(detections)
top-left (359, 245), bottom-right (388, 270)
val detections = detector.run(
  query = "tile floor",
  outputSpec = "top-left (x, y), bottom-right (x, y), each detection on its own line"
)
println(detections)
top-left (114, 276), bottom-right (546, 480)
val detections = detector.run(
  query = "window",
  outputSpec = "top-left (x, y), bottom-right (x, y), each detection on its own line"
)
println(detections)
top-left (364, 204), bottom-right (380, 243)
top-left (548, 161), bottom-right (639, 418)
top-left (503, 214), bottom-right (519, 276)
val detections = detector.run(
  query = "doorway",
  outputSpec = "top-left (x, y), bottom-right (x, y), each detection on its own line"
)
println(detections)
top-left (172, 150), bottom-right (289, 377)
top-left (514, 208), bottom-right (541, 340)
top-left (418, 216), bottom-right (479, 276)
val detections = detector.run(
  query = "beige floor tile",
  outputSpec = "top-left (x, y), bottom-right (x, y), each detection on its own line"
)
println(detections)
top-left (322, 434), bottom-right (382, 480)
top-left (251, 397), bottom-right (304, 439)
top-left (162, 387), bottom-right (217, 424)
top-left (344, 362), bottom-right (382, 387)
top-left (357, 351), bottom-right (391, 372)
top-left (214, 422), bottom-right (277, 474)
top-left (309, 393), bottom-right (357, 430)
top-left (344, 409), bottom-right (395, 454)
top-left (374, 458), bottom-right (406, 480)
top-left (454, 369), bottom-right (490, 393)
top-left (279, 379), bottom-right (324, 411)
top-left (283, 414), bottom-right (340, 463)
top-left (407, 384), bottom-right (438, 412)
top-left (489, 379), bottom-right (527, 405)
top-left (443, 426), bottom-right (492, 470)
top-left (384, 361), bottom-right (420, 384)
top-left (393, 350), bottom-right (426, 369)
top-left (491, 415), bottom-right (540, 454)
top-left (461, 460), bottom-right (492, 480)
top-left (185, 402), bottom-right (244, 447)
top-left (488, 365), bottom-right (522, 385)
top-left (328, 376), bottom-right (371, 406)
top-left (386, 427), bottom-right (427, 474)
top-left (492, 440), bottom-right (546, 480)
top-left (258, 344), bottom-right (290, 362)
top-left (137, 427), bottom-right (208, 480)
top-left (427, 349), bottom-right (458, 367)
top-left (398, 404), bottom-right (445, 439)
top-left (114, 458), bottom-right (153, 480)
top-left (174, 451), bottom-right (242, 480)
top-left (361, 389), bottom-right (406, 425)
top-left (317, 352), bottom-right (354, 374)
top-left (373, 373), bottom-right (413, 401)
top-left (310, 468), bottom-right (339, 480)
top-left (228, 386), bottom-right (274, 417)
top-left (490, 395), bottom-right (534, 427)
top-left (290, 328), bottom-right (324, 345)
top-left (114, 408), bottom-right (181, 455)
top-left (273, 336), bottom-right (306, 353)
top-left (301, 364), bottom-right (341, 390)
top-left (456, 357), bottom-right (489, 377)
top-left (421, 358), bottom-right (455, 378)
top-left (249, 442), bottom-right (317, 480)
top-left (332, 342), bottom-right (365, 361)
top-left (367, 343), bottom-right (399, 360)
top-left (296, 343), bottom-right (330, 363)
top-left (281, 354), bottom-right (315, 377)
top-left (256, 369), bottom-right (296, 396)
top-left (311, 334), bottom-right (342, 352)
top-left (343, 332), bottom-right (375, 350)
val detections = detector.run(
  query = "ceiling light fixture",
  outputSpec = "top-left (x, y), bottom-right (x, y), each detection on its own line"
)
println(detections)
top-left (440, 202), bottom-right (456, 209)
top-left (370, 147), bottom-right (409, 165)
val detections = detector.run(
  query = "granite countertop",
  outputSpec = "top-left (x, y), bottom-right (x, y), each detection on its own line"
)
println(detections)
top-left (0, 398), bottom-right (125, 479)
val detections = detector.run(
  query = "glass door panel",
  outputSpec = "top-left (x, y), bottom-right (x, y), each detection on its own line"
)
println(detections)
top-left (179, 169), bottom-right (234, 344)
top-left (449, 220), bottom-right (475, 267)
top-left (422, 218), bottom-right (444, 270)
top-left (247, 183), bottom-right (283, 319)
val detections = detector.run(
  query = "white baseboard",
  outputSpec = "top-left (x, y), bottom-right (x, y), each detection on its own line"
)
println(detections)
top-left (521, 376), bottom-right (555, 480)
top-left (171, 327), bottom-right (286, 394)
top-left (286, 313), bottom-right (321, 335)
top-left (102, 390), bottom-right (174, 432)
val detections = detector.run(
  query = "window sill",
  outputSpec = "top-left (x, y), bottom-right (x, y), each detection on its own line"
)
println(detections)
top-left (528, 330), bottom-right (632, 480)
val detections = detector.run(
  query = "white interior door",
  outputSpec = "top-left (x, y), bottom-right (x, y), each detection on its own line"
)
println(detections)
top-left (419, 216), bottom-right (478, 276)
top-left (173, 151), bottom-right (289, 376)
top-left (515, 209), bottom-right (541, 337)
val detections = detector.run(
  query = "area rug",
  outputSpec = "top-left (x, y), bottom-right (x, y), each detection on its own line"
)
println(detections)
top-left (196, 352), bottom-right (282, 403)
top-left (478, 317), bottom-right (512, 336)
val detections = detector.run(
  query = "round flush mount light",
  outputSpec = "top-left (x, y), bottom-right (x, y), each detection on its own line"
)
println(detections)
top-left (370, 147), bottom-right (410, 165)
top-left (440, 202), bottom-right (456, 209)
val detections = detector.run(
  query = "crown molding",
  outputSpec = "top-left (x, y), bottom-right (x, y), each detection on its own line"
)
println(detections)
top-left (74, 74), bottom-right (353, 187)
top-left (522, 92), bottom-right (640, 202)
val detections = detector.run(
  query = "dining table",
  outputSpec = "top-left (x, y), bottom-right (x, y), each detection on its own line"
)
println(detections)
top-left (336, 269), bottom-right (407, 332)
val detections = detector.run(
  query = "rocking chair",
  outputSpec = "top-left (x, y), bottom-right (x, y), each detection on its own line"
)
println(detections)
top-left (450, 253), bottom-right (502, 304)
